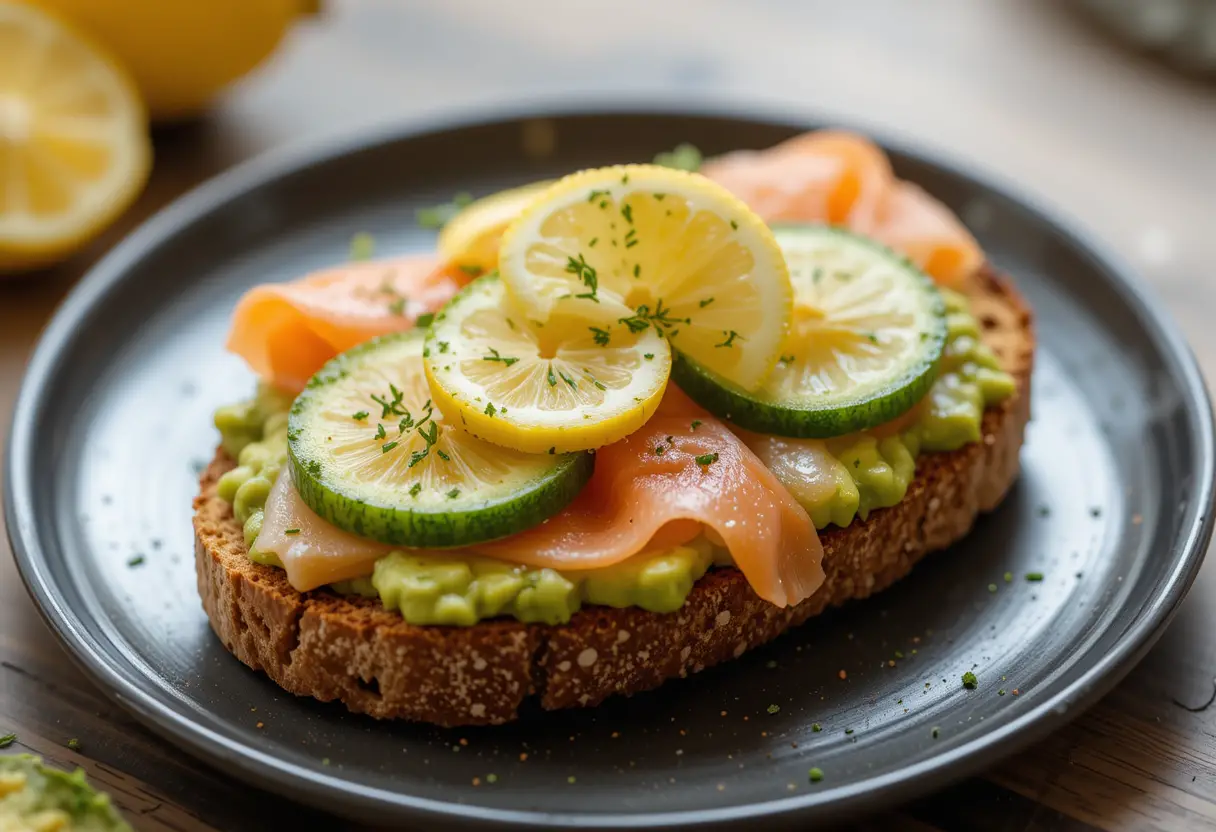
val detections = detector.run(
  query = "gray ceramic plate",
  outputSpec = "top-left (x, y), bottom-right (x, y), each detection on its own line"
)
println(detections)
top-left (6, 106), bottom-right (1214, 830)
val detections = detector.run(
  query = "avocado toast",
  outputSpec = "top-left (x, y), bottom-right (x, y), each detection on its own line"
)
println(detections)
top-left (193, 131), bottom-right (1033, 727)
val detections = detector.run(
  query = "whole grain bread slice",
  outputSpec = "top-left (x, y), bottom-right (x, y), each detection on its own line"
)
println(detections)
top-left (193, 266), bottom-right (1033, 727)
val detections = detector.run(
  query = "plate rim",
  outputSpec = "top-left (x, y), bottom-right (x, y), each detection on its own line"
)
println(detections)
top-left (6, 98), bottom-right (1215, 829)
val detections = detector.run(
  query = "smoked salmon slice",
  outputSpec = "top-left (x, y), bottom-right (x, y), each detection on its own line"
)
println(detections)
top-left (701, 130), bottom-right (982, 286)
top-left (225, 254), bottom-right (463, 393)
top-left (256, 389), bottom-right (825, 607)
top-left (481, 389), bottom-right (824, 607)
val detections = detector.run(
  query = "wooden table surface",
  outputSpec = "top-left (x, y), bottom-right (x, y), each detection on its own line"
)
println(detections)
top-left (3, 1), bottom-right (1216, 829)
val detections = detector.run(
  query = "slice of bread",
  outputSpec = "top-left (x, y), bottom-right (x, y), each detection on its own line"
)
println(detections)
top-left (193, 266), bottom-right (1033, 727)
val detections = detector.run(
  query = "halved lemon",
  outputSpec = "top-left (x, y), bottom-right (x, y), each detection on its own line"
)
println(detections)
top-left (497, 164), bottom-right (792, 391)
top-left (0, 2), bottom-right (151, 274)
top-left (438, 180), bottom-right (551, 274)
top-left (424, 274), bottom-right (672, 454)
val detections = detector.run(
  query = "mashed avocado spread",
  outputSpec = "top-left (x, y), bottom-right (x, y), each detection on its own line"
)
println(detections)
top-left (214, 288), bottom-right (1012, 625)
top-left (0, 755), bottom-right (130, 832)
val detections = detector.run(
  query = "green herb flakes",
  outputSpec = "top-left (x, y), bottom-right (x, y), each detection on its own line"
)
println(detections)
top-left (962, 671), bottom-right (978, 689)
top-left (653, 143), bottom-right (703, 172)
top-left (349, 232), bottom-right (375, 261)
top-left (694, 452), bottom-right (719, 467)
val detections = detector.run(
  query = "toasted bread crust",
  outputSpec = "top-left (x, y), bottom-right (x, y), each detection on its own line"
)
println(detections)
top-left (194, 267), bottom-right (1033, 727)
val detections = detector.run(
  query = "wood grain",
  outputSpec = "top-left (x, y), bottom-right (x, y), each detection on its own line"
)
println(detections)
top-left (2, 1), bottom-right (1215, 829)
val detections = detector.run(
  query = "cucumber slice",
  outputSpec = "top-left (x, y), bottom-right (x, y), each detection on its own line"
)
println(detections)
top-left (673, 224), bottom-right (947, 438)
top-left (288, 330), bottom-right (592, 548)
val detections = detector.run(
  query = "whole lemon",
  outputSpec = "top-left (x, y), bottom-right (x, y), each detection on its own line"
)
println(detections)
top-left (24, 0), bottom-right (318, 122)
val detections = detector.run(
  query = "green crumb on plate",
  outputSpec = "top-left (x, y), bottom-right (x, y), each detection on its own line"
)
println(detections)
top-left (962, 672), bottom-right (978, 689)
top-left (808, 767), bottom-right (824, 783)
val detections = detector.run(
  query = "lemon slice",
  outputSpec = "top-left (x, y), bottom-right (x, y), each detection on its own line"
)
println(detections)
top-left (0, 2), bottom-right (151, 274)
top-left (425, 274), bottom-right (672, 454)
top-left (497, 164), bottom-right (791, 391)
top-left (438, 180), bottom-right (551, 274)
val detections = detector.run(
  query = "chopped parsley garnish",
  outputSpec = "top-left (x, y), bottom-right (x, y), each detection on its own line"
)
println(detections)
top-left (811, 723), bottom-right (822, 733)
top-left (715, 330), bottom-right (743, 348)
top-left (587, 189), bottom-right (609, 203)
top-left (67, 739), bottom-right (80, 751)
top-left (779, 354), bottom-right (796, 364)
top-left (485, 402), bottom-right (497, 417)
top-left (618, 298), bottom-right (689, 333)
top-left (407, 420), bottom-right (439, 468)
top-left (381, 441), bottom-right (399, 454)
top-left (387, 297), bottom-right (407, 316)
top-left (436, 449), bottom-right (451, 461)
top-left (482, 347), bottom-right (519, 366)
top-left (415, 312), bottom-right (435, 328)
top-left (371, 383), bottom-right (408, 418)
top-left (730, 220), bottom-right (738, 230)
top-left (844, 728), bottom-right (854, 735)
top-left (446, 488), bottom-right (461, 499)
top-left (457, 264), bottom-right (484, 277)
top-left (560, 371), bottom-right (577, 389)
top-left (564, 253), bottom-right (599, 301)
top-left (547, 367), bottom-right (558, 387)
top-left (352, 410), bottom-right (369, 421)
top-left (694, 452), bottom-right (719, 467)
top-left (589, 237), bottom-right (598, 247)
top-left (349, 231), bottom-right (375, 261)
top-left (962, 671), bottom-right (978, 689)
top-left (654, 444), bottom-right (665, 456)
top-left (590, 326), bottom-right (611, 346)
top-left (808, 767), bottom-right (824, 783)
top-left (284, 528), bottom-right (301, 535)
top-left (625, 238), bottom-right (638, 249)
top-left (621, 204), bottom-right (634, 224)
top-left (1025, 572), bottom-right (1044, 582)
top-left (690, 420), bottom-right (702, 430)
top-left (416, 192), bottom-right (474, 229)
top-left (865, 332), bottom-right (879, 344)
top-left (409, 482), bottom-right (422, 498)
top-left (398, 414), bottom-right (414, 433)
top-left (699, 297), bottom-right (715, 308)
top-left (633, 264), bottom-right (641, 278)
top-left (438, 341), bottom-right (450, 353)
top-left (643, 353), bottom-right (654, 360)
top-left (767, 704), bottom-right (780, 714)
top-left (127, 555), bottom-right (145, 567)
top-left (653, 143), bottom-right (702, 172)
top-left (374, 423), bottom-right (387, 440)
top-left (0, 733), bottom-right (14, 749)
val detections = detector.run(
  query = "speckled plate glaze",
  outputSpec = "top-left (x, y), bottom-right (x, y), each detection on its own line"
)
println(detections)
top-left (6, 106), bottom-right (1214, 830)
